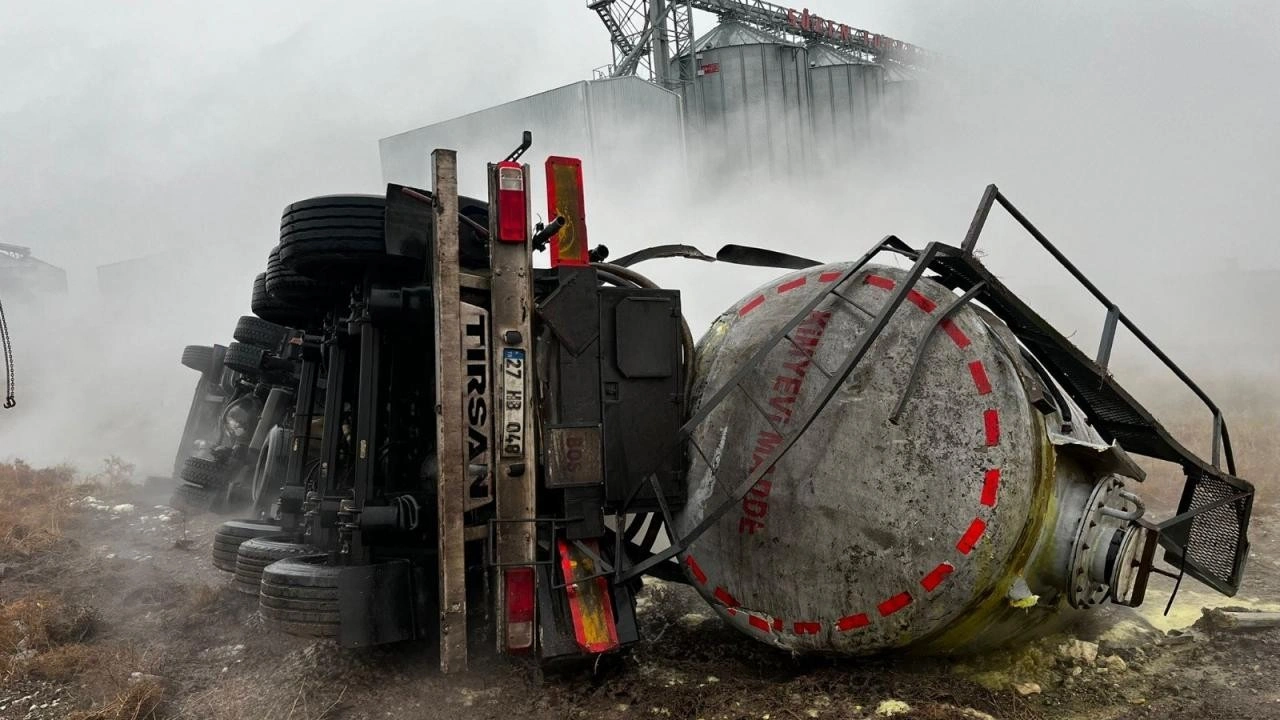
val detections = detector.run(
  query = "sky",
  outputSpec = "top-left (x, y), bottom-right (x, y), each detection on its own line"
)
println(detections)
top-left (1, 0), bottom-right (1277, 469)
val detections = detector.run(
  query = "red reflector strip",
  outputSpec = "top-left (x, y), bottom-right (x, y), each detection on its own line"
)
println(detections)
top-left (835, 613), bottom-right (869, 631)
top-left (921, 563), bottom-right (954, 593)
top-left (878, 592), bottom-right (912, 617)
top-left (907, 290), bottom-right (937, 313)
top-left (739, 295), bottom-right (766, 317)
top-left (968, 360), bottom-right (992, 395)
top-left (865, 274), bottom-right (895, 290)
top-left (778, 277), bottom-right (807, 294)
top-left (819, 271), bottom-right (843, 283)
top-left (793, 621), bottom-right (822, 635)
top-left (684, 555), bottom-right (707, 585)
top-left (545, 156), bottom-right (590, 267)
top-left (957, 518), bottom-right (987, 555)
top-left (984, 409), bottom-right (1000, 446)
top-left (941, 319), bottom-right (971, 348)
top-left (713, 587), bottom-right (740, 608)
top-left (981, 469), bottom-right (1001, 507)
top-left (772, 617), bottom-right (784, 631)
top-left (748, 614), bottom-right (771, 633)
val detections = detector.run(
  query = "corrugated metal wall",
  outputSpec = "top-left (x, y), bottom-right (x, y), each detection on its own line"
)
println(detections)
top-left (379, 77), bottom-right (686, 213)
top-left (680, 42), bottom-right (812, 183)
top-left (809, 62), bottom-right (886, 169)
top-left (380, 27), bottom-right (915, 193)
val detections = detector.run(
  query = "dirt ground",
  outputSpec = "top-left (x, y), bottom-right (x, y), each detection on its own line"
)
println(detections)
top-left (1, 457), bottom-right (1277, 720)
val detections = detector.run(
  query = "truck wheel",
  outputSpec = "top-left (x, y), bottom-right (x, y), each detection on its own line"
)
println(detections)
top-left (212, 519), bottom-right (281, 573)
top-left (223, 342), bottom-right (266, 377)
top-left (169, 482), bottom-right (214, 515)
top-left (252, 272), bottom-right (311, 328)
top-left (278, 195), bottom-right (406, 279)
top-left (181, 345), bottom-right (215, 373)
top-left (234, 534), bottom-right (319, 595)
top-left (250, 426), bottom-right (290, 516)
top-left (259, 554), bottom-right (341, 637)
top-left (180, 456), bottom-right (228, 490)
top-left (233, 316), bottom-right (290, 351)
top-left (266, 246), bottom-right (343, 321)
top-left (267, 264), bottom-right (341, 308)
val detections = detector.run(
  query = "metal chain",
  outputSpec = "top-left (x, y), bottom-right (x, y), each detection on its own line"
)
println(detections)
top-left (0, 295), bottom-right (14, 408)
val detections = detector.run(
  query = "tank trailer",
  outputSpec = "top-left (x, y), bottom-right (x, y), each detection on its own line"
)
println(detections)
top-left (170, 134), bottom-right (1254, 668)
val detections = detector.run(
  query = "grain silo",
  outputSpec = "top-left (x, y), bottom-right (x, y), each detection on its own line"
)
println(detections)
top-left (806, 45), bottom-right (886, 170)
top-left (675, 21), bottom-right (812, 184)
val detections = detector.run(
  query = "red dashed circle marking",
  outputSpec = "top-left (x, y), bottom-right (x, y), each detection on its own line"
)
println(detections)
top-left (921, 562), bottom-right (955, 593)
top-left (778, 277), bottom-right (808, 294)
top-left (957, 518), bottom-right (988, 555)
top-left (968, 361), bottom-right (993, 395)
top-left (984, 409), bottom-right (1001, 446)
top-left (981, 469), bottom-right (1001, 507)
top-left (739, 295), bottom-right (766, 317)
top-left (693, 270), bottom-right (1004, 637)
top-left (836, 613), bottom-right (870, 631)
top-left (878, 592), bottom-right (913, 617)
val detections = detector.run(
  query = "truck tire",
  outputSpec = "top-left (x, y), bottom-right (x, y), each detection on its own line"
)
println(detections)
top-left (278, 195), bottom-right (392, 279)
top-left (252, 272), bottom-right (311, 328)
top-left (233, 316), bottom-right (290, 351)
top-left (181, 345), bottom-right (215, 373)
top-left (169, 482), bottom-right (214, 515)
top-left (266, 247), bottom-right (341, 313)
top-left (234, 534), bottom-right (318, 595)
top-left (223, 342), bottom-right (266, 377)
top-left (259, 554), bottom-right (341, 637)
top-left (212, 519), bottom-right (281, 573)
top-left (180, 456), bottom-right (228, 490)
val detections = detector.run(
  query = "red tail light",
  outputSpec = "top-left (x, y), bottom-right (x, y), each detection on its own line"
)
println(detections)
top-left (495, 161), bottom-right (527, 244)
top-left (504, 566), bottom-right (536, 653)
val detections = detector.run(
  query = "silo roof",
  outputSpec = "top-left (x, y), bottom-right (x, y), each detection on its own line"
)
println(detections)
top-left (693, 21), bottom-right (798, 51)
top-left (807, 44), bottom-right (873, 67)
top-left (883, 64), bottom-right (917, 82)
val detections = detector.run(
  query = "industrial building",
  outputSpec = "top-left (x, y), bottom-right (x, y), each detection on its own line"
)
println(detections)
top-left (381, 1), bottom-right (925, 189)
top-left (0, 242), bottom-right (66, 304)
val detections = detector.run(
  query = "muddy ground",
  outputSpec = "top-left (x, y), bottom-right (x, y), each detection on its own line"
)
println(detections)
top-left (1, 459), bottom-right (1277, 720)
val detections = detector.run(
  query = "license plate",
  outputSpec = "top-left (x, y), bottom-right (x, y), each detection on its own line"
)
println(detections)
top-left (501, 348), bottom-right (525, 457)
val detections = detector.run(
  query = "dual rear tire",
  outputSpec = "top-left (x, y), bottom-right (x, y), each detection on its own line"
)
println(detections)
top-left (259, 555), bottom-right (341, 638)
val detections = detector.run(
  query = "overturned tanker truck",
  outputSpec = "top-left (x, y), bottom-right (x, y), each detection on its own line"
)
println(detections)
top-left (169, 134), bottom-right (1253, 668)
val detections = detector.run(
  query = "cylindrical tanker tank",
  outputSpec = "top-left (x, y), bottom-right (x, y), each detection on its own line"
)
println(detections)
top-left (677, 263), bottom-right (1152, 655)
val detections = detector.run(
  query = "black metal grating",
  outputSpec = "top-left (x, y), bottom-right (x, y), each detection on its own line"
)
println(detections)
top-left (1170, 472), bottom-right (1252, 590)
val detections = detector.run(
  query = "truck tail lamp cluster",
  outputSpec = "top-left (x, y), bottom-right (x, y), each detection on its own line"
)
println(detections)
top-left (504, 566), bottom-right (536, 653)
top-left (495, 160), bottom-right (527, 244)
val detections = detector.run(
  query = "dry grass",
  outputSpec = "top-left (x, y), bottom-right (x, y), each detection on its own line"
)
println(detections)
top-left (1, 458), bottom-right (170, 718)
top-left (0, 460), bottom-right (80, 562)
top-left (66, 679), bottom-right (168, 720)
top-left (0, 594), bottom-right (98, 680)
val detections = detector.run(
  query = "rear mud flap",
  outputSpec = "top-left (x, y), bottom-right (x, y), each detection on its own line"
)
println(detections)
top-left (338, 559), bottom-right (415, 648)
top-left (537, 544), bottom-right (639, 663)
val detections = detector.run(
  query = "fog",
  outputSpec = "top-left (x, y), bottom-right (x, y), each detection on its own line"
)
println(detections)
top-left (1, 0), bottom-right (1276, 473)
